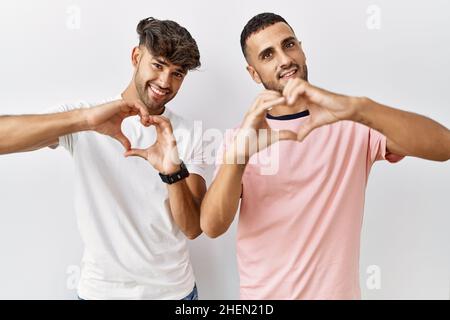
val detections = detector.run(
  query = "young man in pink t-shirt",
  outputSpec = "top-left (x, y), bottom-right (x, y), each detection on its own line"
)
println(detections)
top-left (200, 13), bottom-right (450, 299)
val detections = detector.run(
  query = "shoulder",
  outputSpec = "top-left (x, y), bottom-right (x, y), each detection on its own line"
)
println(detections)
top-left (46, 96), bottom-right (118, 114)
top-left (329, 120), bottom-right (373, 140)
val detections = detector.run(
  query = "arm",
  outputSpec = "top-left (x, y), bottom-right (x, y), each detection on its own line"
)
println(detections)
top-left (124, 115), bottom-right (207, 239)
top-left (352, 98), bottom-right (450, 161)
top-left (283, 78), bottom-right (450, 161)
top-left (201, 91), bottom-right (294, 238)
top-left (167, 174), bottom-right (206, 239)
top-left (200, 163), bottom-right (244, 238)
top-left (0, 111), bottom-right (87, 154)
top-left (0, 100), bottom-right (150, 155)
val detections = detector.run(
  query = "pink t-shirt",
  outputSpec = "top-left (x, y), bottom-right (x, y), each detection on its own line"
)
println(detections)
top-left (215, 111), bottom-right (403, 300)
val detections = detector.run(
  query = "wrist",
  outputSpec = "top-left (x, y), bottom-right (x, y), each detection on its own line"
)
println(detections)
top-left (348, 96), bottom-right (370, 122)
top-left (75, 108), bottom-right (91, 132)
top-left (162, 149), bottom-right (182, 175)
top-left (161, 163), bottom-right (182, 175)
top-left (77, 108), bottom-right (95, 131)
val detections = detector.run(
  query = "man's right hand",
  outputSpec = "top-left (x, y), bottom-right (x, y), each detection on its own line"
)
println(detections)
top-left (85, 100), bottom-right (150, 151)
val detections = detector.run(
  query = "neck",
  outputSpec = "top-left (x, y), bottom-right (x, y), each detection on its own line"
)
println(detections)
top-left (121, 81), bottom-right (138, 102)
top-left (267, 101), bottom-right (309, 117)
top-left (121, 81), bottom-right (166, 115)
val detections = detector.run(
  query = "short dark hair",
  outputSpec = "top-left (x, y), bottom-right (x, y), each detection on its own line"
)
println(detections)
top-left (240, 13), bottom-right (293, 58)
top-left (136, 17), bottom-right (201, 71)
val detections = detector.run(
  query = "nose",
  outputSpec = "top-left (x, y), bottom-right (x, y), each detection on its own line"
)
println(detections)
top-left (277, 50), bottom-right (294, 69)
top-left (157, 70), bottom-right (171, 89)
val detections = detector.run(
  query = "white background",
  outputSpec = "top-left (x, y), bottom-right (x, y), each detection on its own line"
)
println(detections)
top-left (0, 0), bottom-right (449, 299)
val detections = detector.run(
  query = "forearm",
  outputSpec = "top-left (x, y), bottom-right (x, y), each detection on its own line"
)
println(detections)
top-left (167, 180), bottom-right (202, 240)
top-left (352, 97), bottom-right (450, 161)
top-left (0, 109), bottom-right (89, 154)
top-left (200, 163), bottom-right (245, 238)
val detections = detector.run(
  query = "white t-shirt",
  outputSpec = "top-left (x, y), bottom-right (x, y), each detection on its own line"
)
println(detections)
top-left (50, 96), bottom-right (205, 299)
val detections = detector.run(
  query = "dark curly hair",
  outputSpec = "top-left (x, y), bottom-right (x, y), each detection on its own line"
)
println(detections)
top-left (136, 17), bottom-right (201, 71)
top-left (240, 13), bottom-right (293, 58)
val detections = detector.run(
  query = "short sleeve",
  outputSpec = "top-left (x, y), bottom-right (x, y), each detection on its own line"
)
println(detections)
top-left (368, 128), bottom-right (404, 164)
top-left (41, 102), bottom-right (87, 154)
top-left (184, 126), bottom-right (207, 181)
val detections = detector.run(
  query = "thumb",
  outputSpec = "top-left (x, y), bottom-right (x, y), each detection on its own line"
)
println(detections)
top-left (124, 148), bottom-right (148, 160)
top-left (296, 121), bottom-right (317, 142)
top-left (277, 130), bottom-right (298, 142)
top-left (264, 129), bottom-right (298, 148)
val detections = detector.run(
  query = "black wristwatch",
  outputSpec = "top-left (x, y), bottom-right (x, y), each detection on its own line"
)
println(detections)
top-left (159, 161), bottom-right (190, 184)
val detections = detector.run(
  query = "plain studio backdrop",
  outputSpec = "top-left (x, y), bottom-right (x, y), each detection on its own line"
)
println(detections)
top-left (0, 0), bottom-right (449, 299)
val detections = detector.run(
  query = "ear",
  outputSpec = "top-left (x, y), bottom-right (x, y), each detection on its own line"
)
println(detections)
top-left (131, 46), bottom-right (142, 68)
top-left (246, 65), bottom-right (262, 84)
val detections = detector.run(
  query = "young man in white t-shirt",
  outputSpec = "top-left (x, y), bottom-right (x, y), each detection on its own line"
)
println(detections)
top-left (0, 17), bottom-right (205, 300)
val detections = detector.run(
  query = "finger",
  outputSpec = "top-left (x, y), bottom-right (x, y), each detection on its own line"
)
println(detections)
top-left (294, 82), bottom-right (328, 108)
top-left (250, 91), bottom-right (282, 112)
top-left (132, 100), bottom-right (150, 125)
top-left (148, 117), bottom-right (164, 136)
top-left (287, 81), bottom-right (308, 105)
top-left (254, 97), bottom-right (286, 116)
top-left (147, 117), bottom-right (177, 146)
top-left (151, 115), bottom-right (170, 125)
top-left (282, 78), bottom-right (296, 101)
top-left (124, 148), bottom-right (148, 159)
top-left (150, 115), bottom-right (173, 133)
top-left (249, 94), bottom-right (265, 112)
top-left (118, 100), bottom-right (149, 124)
top-left (283, 78), bottom-right (304, 102)
top-left (114, 133), bottom-right (131, 151)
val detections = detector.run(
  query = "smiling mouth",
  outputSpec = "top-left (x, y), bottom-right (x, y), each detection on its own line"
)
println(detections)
top-left (148, 84), bottom-right (170, 99)
top-left (279, 68), bottom-right (298, 79)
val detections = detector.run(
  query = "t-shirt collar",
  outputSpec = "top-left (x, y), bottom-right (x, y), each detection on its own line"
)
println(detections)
top-left (266, 109), bottom-right (310, 121)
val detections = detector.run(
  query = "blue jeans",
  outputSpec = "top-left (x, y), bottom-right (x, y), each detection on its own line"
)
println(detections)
top-left (181, 284), bottom-right (198, 300)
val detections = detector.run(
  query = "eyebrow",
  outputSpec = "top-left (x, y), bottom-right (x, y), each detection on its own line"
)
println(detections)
top-left (153, 58), bottom-right (186, 74)
top-left (258, 36), bottom-right (299, 60)
top-left (154, 58), bottom-right (169, 66)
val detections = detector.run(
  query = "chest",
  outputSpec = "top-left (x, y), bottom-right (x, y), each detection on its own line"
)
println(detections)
top-left (73, 130), bottom-right (167, 199)
top-left (242, 123), bottom-right (370, 194)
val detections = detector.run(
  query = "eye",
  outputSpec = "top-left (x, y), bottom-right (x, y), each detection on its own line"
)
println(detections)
top-left (173, 72), bottom-right (184, 79)
top-left (285, 41), bottom-right (295, 49)
top-left (152, 63), bottom-right (163, 70)
top-left (262, 52), bottom-right (273, 60)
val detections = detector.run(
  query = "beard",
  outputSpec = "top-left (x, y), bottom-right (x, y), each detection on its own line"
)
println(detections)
top-left (262, 64), bottom-right (308, 93)
top-left (134, 68), bottom-right (173, 112)
top-left (135, 77), bottom-right (160, 111)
